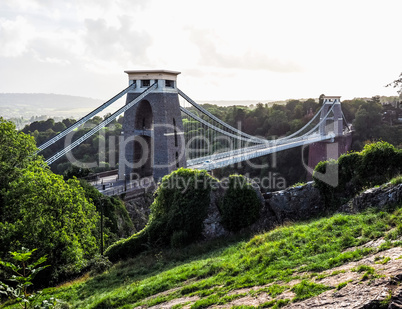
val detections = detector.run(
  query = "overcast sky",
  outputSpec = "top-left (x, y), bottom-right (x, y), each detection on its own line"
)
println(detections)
top-left (1, 0), bottom-right (401, 103)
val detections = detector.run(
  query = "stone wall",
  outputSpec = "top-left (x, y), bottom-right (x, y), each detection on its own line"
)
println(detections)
top-left (202, 180), bottom-right (402, 239)
top-left (202, 181), bottom-right (325, 239)
top-left (121, 178), bottom-right (402, 241)
top-left (340, 183), bottom-right (402, 214)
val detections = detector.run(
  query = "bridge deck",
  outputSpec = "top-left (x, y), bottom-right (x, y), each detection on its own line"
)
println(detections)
top-left (189, 133), bottom-right (335, 170)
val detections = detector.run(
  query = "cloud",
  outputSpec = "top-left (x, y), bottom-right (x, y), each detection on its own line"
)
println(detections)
top-left (0, 16), bottom-right (35, 57)
top-left (187, 28), bottom-right (303, 73)
top-left (83, 16), bottom-right (153, 65)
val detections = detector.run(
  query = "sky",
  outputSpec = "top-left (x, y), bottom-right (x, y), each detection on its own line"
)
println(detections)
top-left (1, 0), bottom-right (402, 104)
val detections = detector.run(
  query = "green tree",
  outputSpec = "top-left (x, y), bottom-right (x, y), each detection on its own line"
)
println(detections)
top-left (105, 168), bottom-right (216, 261)
top-left (0, 118), bottom-right (39, 212)
top-left (1, 167), bottom-right (99, 282)
top-left (267, 110), bottom-right (290, 136)
top-left (219, 175), bottom-right (262, 232)
top-left (0, 118), bottom-right (99, 283)
top-left (352, 99), bottom-right (382, 141)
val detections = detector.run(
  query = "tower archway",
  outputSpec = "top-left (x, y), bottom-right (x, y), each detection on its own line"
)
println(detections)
top-left (134, 100), bottom-right (153, 130)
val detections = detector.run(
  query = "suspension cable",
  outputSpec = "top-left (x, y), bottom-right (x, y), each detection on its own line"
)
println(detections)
top-left (45, 83), bottom-right (157, 165)
top-left (38, 82), bottom-right (136, 152)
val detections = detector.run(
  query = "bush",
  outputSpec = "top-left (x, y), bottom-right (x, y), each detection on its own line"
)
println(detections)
top-left (358, 142), bottom-right (400, 186)
top-left (219, 175), bottom-right (262, 232)
top-left (313, 141), bottom-right (402, 208)
top-left (170, 230), bottom-right (190, 248)
top-left (87, 254), bottom-right (112, 275)
top-left (105, 168), bottom-right (217, 262)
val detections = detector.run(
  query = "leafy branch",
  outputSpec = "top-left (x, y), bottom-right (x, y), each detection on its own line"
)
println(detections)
top-left (386, 72), bottom-right (402, 95)
top-left (0, 247), bottom-right (56, 309)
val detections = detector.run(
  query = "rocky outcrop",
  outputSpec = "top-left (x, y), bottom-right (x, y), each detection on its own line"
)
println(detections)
top-left (202, 187), bottom-right (228, 239)
top-left (340, 183), bottom-right (402, 214)
top-left (285, 246), bottom-right (402, 309)
top-left (248, 181), bottom-right (324, 233)
top-left (264, 181), bottom-right (324, 224)
top-left (287, 277), bottom-right (402, 309)
top-left (124, 192), bottom-right (154, 232)
top-left (122, 178), bottom-right (402, 241)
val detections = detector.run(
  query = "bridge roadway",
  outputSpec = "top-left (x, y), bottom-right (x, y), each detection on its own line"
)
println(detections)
top-left (92, 132), bottom-right (338, 196)
top-left (188, 132), bottom-right (336, 170)
top-left (91, 174), bottom-right (155, 197)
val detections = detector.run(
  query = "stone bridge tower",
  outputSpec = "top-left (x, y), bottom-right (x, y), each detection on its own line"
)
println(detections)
top-left (118, 70), bottom-right (186, 182)
top-left (319, 96), bottom-right (344, 136)
top-left (308, 95), bottom-right (352, 181)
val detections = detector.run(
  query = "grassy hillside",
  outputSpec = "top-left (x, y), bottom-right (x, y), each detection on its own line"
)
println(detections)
top-left (9, 199), bottom-right (401, 309)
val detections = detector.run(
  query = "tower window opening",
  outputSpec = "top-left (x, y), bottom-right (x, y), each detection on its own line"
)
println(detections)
top-left (173, 118), bottom-right (178, 147)
top-left (141, 79), bottom-right (150, 87)
top-left (176, 151), bottom-right (179, 168)
top-left (165, 80), bottom-right (174, 88)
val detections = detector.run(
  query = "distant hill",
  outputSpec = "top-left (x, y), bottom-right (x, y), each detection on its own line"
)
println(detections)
top-left (201, 99), bottom-right (286, 107)
top-left (0, 94), bottom-right (285, 121)
top-left (0, 93), bottom-right (103, 119)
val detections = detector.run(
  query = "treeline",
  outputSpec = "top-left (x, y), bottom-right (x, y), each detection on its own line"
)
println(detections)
top-left (199, 95), bottom-right (402, 149)
top-left (197, 96), bottom-right (401, 187)
top-left (22, 114), bottom-right (123, 176)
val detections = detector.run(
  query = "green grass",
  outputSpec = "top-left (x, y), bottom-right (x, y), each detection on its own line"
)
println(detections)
top-left (389, 175), bottom-right (402, 186)
top-left (291, 280), bottom-right (331, 301)
top-left (374, 256), bottom-right (391, 264)
top-left (351, 264), bottom-right (383, 281)
top-left (5, 204), bottom-right (402, 309)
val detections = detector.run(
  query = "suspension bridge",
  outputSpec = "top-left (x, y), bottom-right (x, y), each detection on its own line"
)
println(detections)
top-left (37, 70), bottom-right (351, 196)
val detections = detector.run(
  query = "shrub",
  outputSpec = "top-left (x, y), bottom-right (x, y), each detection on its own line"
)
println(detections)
top-left (0, 248), bottom-right (58, 308)
top-left (389, 175), bottom-right (402, 186)
top-left (105, 168), bottom-right (216, 262)
top-left (170, 230), bottom-right (190, 248)
top-left (313, 141), bottom-right (402, 208)
top-left (219, 175), bottom-right (262, 232)
top-left (358, 142), bottom-right (400, 186)
top-left (87, 254), bottom-right (112, 275)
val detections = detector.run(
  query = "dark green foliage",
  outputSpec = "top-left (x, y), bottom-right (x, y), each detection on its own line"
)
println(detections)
top-left (0, 118), bottom-right (39, 212)
top-left (105, 168), bottom-right (216, 262)
top-left (78, 180), bottom-right (134, 247)
top-left (358, 142), bottom-right (401, 186)
top-left (1, 168), bottom-right (99, 283)
top-left (0, 118), bottom-right (99, 284)
top-left (63, 165), bottom-right (91, 180)
top-left (22, 116), bottom-right (122, 175)
top-left (313, 141), bottom-right (402, 208)
top-left (86, 254), bottom-right (112, 276)
top-left (312, 159), bottom-right (339, 207)
top-left (170, 230), bottom-right (190, 248)
top-left (219, 175), bottom-right (262, 232)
